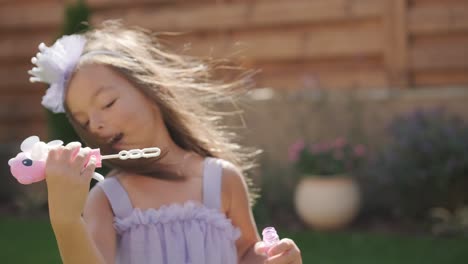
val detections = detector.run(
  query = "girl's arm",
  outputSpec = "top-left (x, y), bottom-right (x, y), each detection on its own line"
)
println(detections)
top-left (51, 185), bottom-right (116, 264)
top-left (46, 143), bottom-right (116, 264)
top-left (221, 163), bottom-right (266, 263)
top-left (83, 184), bottom-right (117, 263)
top-left (51, 217), bottom-right (106, 264)
top-left (221, 163), bottom-right (302, 264)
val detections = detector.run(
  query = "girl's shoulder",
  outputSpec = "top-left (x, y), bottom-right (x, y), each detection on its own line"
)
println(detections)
top-left (210, 157), bottom-right (239, 173)
top-left (216, 158), bottom-right (248, 214)
top-left (208, 157), bottom-right (244, 193)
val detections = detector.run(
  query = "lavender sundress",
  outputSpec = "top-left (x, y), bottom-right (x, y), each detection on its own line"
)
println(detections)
top-left (98, 157), bottom-right (240, 264)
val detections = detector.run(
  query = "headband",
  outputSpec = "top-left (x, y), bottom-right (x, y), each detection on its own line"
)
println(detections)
top-left (28, 34), bottom-right (124, 113)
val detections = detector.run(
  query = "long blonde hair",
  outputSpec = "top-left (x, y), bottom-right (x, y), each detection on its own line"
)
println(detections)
top-left (64, 20), bottom-right (260, 202)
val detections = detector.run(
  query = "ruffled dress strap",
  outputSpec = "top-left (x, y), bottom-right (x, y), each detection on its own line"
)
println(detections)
top-left (97, 177), bottom-right (134, 218)
top-left (203, 157), bottom-right (224, 211)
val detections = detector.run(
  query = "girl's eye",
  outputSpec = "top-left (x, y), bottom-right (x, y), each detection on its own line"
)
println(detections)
top-left (104, 99), bottom-right (116, 109)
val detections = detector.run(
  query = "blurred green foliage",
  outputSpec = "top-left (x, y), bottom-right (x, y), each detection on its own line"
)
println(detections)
top-left (46, 0), bottom-right (90, 144)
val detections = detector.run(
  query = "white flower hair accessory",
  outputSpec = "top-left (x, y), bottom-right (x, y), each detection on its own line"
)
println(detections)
top-left (28, 34), bottom-right (86, 113)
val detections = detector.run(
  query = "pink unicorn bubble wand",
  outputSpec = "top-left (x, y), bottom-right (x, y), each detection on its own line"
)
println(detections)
top-left (8, 135), bottom-right (161, 185)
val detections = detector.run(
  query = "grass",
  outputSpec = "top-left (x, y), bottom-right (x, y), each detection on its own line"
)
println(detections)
top-left (0, 217), bottom-right (61, 263)
top-left (0, 217), bottom-right (466, 264)
top-left (287, 230), bottom-right (467, 264)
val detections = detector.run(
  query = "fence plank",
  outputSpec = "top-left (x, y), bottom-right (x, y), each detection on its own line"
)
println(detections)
top-left (383, 0), bottom-right (409, 88)
top-left (413, 69), bottom-right (468, 86)
top-left (408, 4), bottom-right (468, 34)
top-left (410, 35), bottom-right (468, 70)
top-left (0, 64), bottom-right (34, 88)
top-left (92, 0), bottom-right (383, 32)
top-left (300, 21), bottom-right (382, 58)
top-left (167, 21), bottom-right (382, 61)
top-left (257, 68), bottom-right (387, 90)
top-left (253, 58), bottom-right (386, 90)
top-left (409, 0), bottom-right (468, 8)
top-left (0, 2), bottom-right (63, 30)
top-left (0, 121), bottom-right (46, 143)
top-left (0, 33), bottom-right (55, 60)
top-left (0, 94), bottom-right (45, 122)
top-left (87, 0), bottom-right (173, 9)
top-left (239, 0), bottom-right (382, 27)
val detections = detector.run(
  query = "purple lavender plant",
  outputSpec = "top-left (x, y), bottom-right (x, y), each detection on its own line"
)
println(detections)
top-left (365, 108), bottom-right (468, 220)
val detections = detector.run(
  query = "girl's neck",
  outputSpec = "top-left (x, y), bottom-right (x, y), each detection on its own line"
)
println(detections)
top-left (157, 140), bottom-right (199, 176)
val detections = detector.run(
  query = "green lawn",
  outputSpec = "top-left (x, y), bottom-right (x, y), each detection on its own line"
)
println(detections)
top-left (289, 229), bottom-right (467, 264)
top-left (0, 217), bottom-right (466, 263)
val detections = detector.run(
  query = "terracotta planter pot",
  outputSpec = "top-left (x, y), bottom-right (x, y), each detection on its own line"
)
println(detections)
top-left (294, 176), bottom-right (360, 230)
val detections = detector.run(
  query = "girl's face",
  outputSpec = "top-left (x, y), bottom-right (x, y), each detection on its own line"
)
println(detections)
top-left (65, 64), bottom-right (163, 150)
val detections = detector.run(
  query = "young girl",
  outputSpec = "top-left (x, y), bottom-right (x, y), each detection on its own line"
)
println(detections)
top-left (29, 20), bottom-right (302, 264)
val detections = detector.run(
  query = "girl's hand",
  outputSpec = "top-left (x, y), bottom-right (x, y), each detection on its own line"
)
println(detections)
top-left (254, 238), bottom-right (302, 264)
top-left (45, 142), bottom-right (96, 225)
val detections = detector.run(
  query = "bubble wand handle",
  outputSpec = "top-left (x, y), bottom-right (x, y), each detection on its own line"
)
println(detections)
top-left (8, 136), bottom-right (161, 185)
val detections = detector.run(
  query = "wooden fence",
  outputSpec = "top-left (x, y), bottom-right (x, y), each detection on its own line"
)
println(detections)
top-left (0, 0), bottom-right (467, 143)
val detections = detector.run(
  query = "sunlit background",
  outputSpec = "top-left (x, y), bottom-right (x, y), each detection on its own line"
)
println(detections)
top-left (1, 0), bottom-right (468, 263)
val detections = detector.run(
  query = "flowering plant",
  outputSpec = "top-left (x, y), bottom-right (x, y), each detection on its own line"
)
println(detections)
top-left (288, 137), bottom-right (366, 177)
top-left (365, 108), bottom-right (468, 220)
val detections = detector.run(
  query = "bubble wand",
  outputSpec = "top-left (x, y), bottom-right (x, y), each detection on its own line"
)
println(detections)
top-left (8, 136), bottom-right (161, 184)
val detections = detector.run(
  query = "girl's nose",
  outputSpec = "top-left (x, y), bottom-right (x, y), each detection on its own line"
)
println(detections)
top-left (89, 115), bottom-right (105, 134)
top-left (90, 122), bottom-right (104, 133)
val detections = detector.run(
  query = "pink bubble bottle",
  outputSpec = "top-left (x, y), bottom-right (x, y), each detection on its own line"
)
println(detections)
top-left (262, 227), bottom-right (280, 247)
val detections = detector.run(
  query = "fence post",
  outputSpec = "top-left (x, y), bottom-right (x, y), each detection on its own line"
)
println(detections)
top-left (384, 0), bottom-right (409, 89)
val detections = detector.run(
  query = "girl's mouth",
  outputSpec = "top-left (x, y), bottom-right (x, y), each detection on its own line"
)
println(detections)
top-left (109, 133), bottom-right (124, 148)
